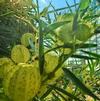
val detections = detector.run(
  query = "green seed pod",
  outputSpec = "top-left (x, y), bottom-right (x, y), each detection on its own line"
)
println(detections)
top-left (3, 63), bottom-right (41, 101)
top-left (55, 14), bottom-right (74, 44)
top-left (3, 65), bottom-right (18, 97)
top-left (37, 84), bottom-right (47, 97)
top-left (37, 52), bottom-right (63, 98)
top-left (44, 51), bottom-right (63, 82)
top-left (0, 58), bottom-right (14, 78)
top-left (75, 24), bottom-right (91, 42)
top-left (11, 45), bottom-right (30, 63)
top-left (21, 33), bottom-right (35, 47)
top-left (44, 51), bottom-right (58, 73)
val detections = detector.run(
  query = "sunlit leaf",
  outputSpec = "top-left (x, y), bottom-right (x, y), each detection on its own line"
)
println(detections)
top-left (52, 92), bottom-right (61, 101)
top-left (43, 21), bottom-right (70, 34)
top-left (40, 88), bottom-right (53, 99)
top-left (40, 6), bottom-right (49, 17)
top-left (79, 0), bottom-right (91, 10)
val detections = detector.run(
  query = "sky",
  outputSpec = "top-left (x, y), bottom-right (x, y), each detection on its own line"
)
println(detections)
top-left (38, 0), bottom-right (80, 10)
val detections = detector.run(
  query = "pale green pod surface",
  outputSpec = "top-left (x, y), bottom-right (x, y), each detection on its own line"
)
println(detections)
top-left (55, 14), bottom-right (74, 44)
top-left (0, 58), bottom-right (14, 78)
top-left (21, 33), bottom-right (35, 47)
top-left (44, 51), bottom-right (59, 73)
top-left (11, 45), bottom-right (30, 63)
top-left (55, 25), bottom-right (73, 43)
top-left (37, 52), bottom-right (63, 97)
top-left (3, 63), bottom-right (41, 101)
top-left (3, 65), bottom-right (19, 96)
top-left (75, 24), bottom-right (91, 42)
top-left (37, 84), bottom-right (47, 98)
top-left (44, 52), bottom-right (63, 83)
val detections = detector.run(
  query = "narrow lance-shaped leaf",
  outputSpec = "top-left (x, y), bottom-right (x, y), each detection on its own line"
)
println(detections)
top-left (65, 0), bottom-right (73, 14)
top-left (79, 43), bottom-right (97, 48)
top-left (81, 50), bottom-right (100, 58)
top-left (44, 43), bottom-right (97, 54)
top-left (71, 54), bottom-right (97, 60)
top-left (48, 3), bottom-right (79, 13)
top-left (94, 26), bottom-right (100, 34)
top-left (40, 6), bottom-right (49, 17)
top-left (43, 21), bottom-right (70, 34)
top-left (63, 68), bottom-right (100, 100)
top-left (52, 92), bottom-right (61, 101)
top-left (49, 85), bottom-right (83, 101)
top-left (55, 90), bottom-right (68, 101)
top-left (40, 88), bottom-right (53, 99)
top-left (87, 60), bottom-right (95, 76)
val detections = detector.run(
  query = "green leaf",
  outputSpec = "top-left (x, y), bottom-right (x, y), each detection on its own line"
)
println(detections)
top-left (65, 0), bottom-right (73, 14)
top-left (79, 0), bottom-right (90, 10)
top-left (40, 6), bottom-right (49, 17)
top-left (94, 26), bottom-right (100, 34)
top-left (79, 43), bottom-right (97, 48)
top-left (48, 3), bottom-right (79, 13)
top-left (44, 43), bottom-right (97, 54)
top-left (81, 50), bottom-right (100, 58)
top-left (40, 19), bottom-right (48, 28)
top-left (49, 85), bottom-right (82, 101)
top-left (40, 88), bottom-right (53, 99)
top-left (43, 21), bottom-right (70, 34)
top-left (52, 92), bottom-right (61, 101)
top-left (71, 54), bottom-right (97, 60)
top-left (44, 44), bottom-right (73, 54)
top-left (63, 68), bottom-right (100, 100)
top-left (0, 47), bottom-right (10, 57)
top-left (87, 60), bottom-right (95, 76)
top-left (0, 11), bottom-right (14, 17)
top-left (55, 90), bottom-right (68, 101)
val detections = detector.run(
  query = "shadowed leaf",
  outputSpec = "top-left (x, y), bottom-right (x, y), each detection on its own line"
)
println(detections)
top-left (49, 85), bottom-right (82, 101)
top-left (81, 50), bottom-right (100, 58)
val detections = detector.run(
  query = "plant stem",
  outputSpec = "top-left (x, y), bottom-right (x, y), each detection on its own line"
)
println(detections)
top-left (36, 0), bottom-right (44, 74)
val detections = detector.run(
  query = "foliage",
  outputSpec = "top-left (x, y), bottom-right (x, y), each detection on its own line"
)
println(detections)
top-left (0, 0), bottom-right (100, 101)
